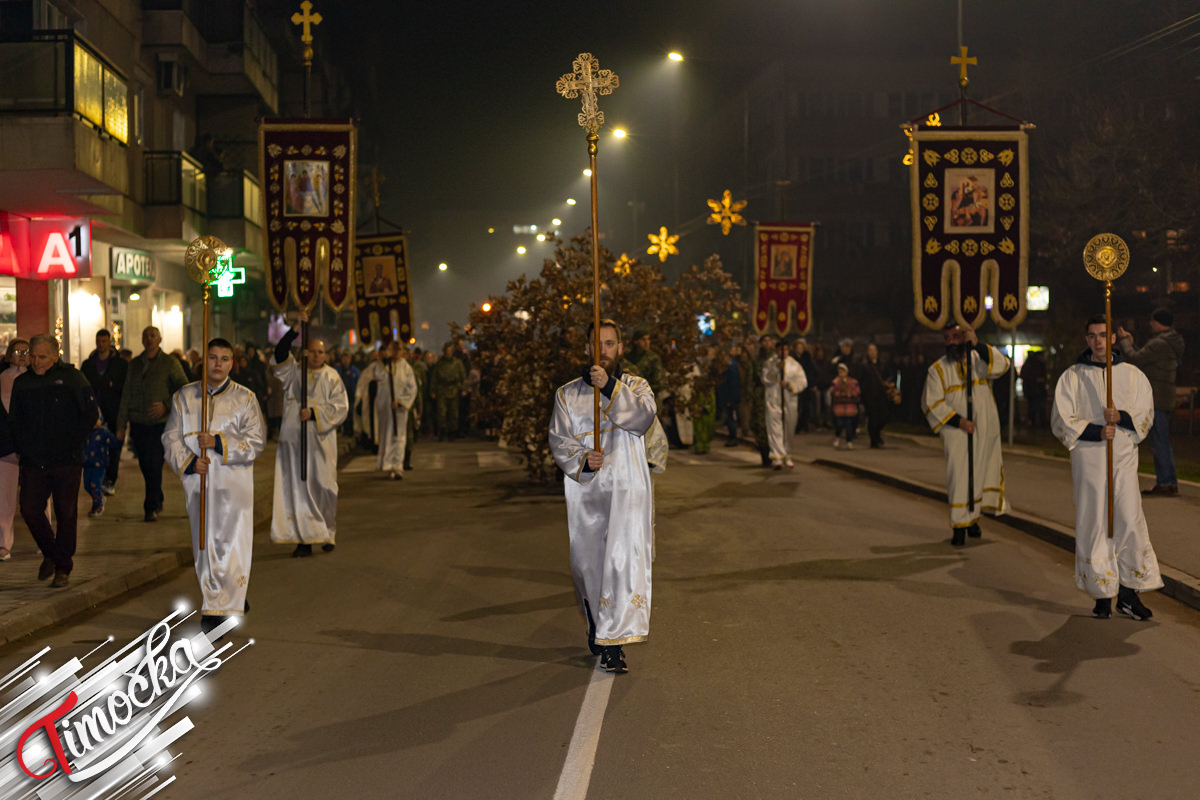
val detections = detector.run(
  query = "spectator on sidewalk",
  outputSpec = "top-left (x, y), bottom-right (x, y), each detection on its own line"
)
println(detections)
top-left (830, 362), bottom-right (861, 449)
top-left (858, 343), bottom-right (897, 448)
top-left (716, 344), bottom-right (741, 444)
top-left (1117, 308), bottom-right (1185, 496)
top-left (1019, 350), bottom-right (1048, 428)
top-left (81, 329), bottom-right (127, 496)
top-left (115, 326), bottom-right (188, 522)
top-left (83, 415), bottom-right (120, 517)
top-left (810, 342), bottom-right (833, 429)
top-left (10, 334), bottom-right (98, 587)
top-left (1052, 315), bottom-right (1162, 620)
top-left (0, 339), bottom-right (29, 560)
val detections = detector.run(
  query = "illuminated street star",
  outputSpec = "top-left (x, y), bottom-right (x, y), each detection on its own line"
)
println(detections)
top-left (706, 190), bottom-right (747, 235)
top-left (614, 252), bottom-right (633, 275)
top-left (646, 226), bottom-right (679, 263)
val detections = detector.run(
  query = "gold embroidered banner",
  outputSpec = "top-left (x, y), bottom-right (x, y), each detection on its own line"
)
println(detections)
top-left (753, 223), bottom-right (815, 337)
top-left (353, 233), bottom-right (413, 345)
top-left (258, 119), bottom-right (357, 313)
top-left (910, 128), bottom-right (1028, 329)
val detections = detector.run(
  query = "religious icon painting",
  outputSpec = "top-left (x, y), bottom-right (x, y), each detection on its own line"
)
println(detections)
top-left (943, 168), bottom-right (994, 234)
top-left (769, 243), bottom-right (798, 280)
top-left (362, 255), bottom-right (399, 298)
top-left (282, 160), bottom-right (330, 217)
top-left (354, 234), bottom-right (413, 346)
top-left (752, 223), bottom-right (815, 337)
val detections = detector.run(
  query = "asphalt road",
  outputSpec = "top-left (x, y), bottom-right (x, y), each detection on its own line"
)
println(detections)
top-left (2, 440), bottom-right (1199, 799)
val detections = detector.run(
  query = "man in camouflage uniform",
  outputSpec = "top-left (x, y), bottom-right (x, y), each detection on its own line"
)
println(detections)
top-left (743, 336), bottom-right (770, 466)
top-left (430, 342), bottom-right (466, 441)
top-left (405, 347), bottom-right (424, 469)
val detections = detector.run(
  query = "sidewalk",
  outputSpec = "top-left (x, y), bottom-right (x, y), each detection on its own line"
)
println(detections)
top-left (0, 442), bottom-right (288, 647)
top-left (803, 429), bottom-right (1200, 612)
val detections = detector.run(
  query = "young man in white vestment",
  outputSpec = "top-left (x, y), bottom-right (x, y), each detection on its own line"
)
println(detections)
top-left (163, 338), bottom-right (267, 633)
top-left (356, 340), bottom-right (417, 480)
top-left (1050, 315), bottom-right (1162, 620)
top-left (549, 319), bottom-right (657, 674)
top-left (270, 311), bottom-right (349, 558)
top-left (921, 323), bottom-right (1011, 546)
top-left (761, 335), bottom-right (807, 470)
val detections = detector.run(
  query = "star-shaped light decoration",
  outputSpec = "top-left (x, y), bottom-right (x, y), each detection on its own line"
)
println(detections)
top-left (706, 190), bottom-right (747, 235)
top-left (646, 226), bottom-right (679, 263)
top-left (614, 252), bottom-right (633, 275)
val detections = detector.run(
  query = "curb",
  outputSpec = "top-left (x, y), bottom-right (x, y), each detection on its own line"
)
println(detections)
top-left (812, 457), bottom-right (1200, 615)
top-left (0, 437), bottom-right (363, 649)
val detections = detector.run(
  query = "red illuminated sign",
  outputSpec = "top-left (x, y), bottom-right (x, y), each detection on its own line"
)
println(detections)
top-left (0, 213), bottom-right (91, 279)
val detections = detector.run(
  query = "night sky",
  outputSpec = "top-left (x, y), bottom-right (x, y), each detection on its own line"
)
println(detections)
top-left (284, 0), bottom-right (1195, 346)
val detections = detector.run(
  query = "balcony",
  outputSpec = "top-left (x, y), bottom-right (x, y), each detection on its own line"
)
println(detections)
top-left (0, 31), bottom-right (130, 216)
top-left (143, 151), bottom-right (207, 243)
top-left (207, 169), bottom-right (263, 262)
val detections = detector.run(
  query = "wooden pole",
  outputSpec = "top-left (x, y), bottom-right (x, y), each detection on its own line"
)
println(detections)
top-left (1105, 281), bottom-right (1114, 538)
top-left (199, 285), bottom-right (209, 551)
top-left (588, 132), bottom-right (601, 439)
top-left (300, 319), bottom-right (308, 481)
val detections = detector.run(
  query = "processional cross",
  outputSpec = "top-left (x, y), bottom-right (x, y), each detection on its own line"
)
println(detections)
top-left (951, 45), bottom-right (977, 87)
top-left (291, 1), bottom-right (322, 63)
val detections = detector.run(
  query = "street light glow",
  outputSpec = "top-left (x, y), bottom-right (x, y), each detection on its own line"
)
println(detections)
top-left (481, 302), bottom-right (492, 313)
top-left (552, 218), bottom-right (562, 226)
top-left (583, 168), bottom-right (592, 177)
top-left (536, 233), bottom-right (546, 242)
top-left (612, 128), bottom-right (627, 139)
top-left (438, 262), bottom-right (448, 271)
top-left (668, 51), bottom-right (684, 62)
top-left (487, 227), bottom-right (495, 234)
top-left (566, 198), bottom-right (576, 206)
top-left (516, 246), bottom-right (527, 255)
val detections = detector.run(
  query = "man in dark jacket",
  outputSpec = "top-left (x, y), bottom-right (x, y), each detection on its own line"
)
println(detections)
top-left (80, 329), bottom-right (127, 495)
top-left (10, 334), bottom-right (98, 587)
top-left (1118, 308), bottom-right (1186, 496)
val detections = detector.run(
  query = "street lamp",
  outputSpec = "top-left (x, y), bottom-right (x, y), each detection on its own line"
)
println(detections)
top-left (582, 168), bottom-right (592, 177)
top-left (552, 218), bottom-right (562, 226)
top-left (516, 246), bottom-right (526, 255)
top-left (438, 262), bottom-right (448, 271)
top-left (612, 128), bottom-right (627, 139)
top-left (566, 198), bottom-right (576, 206)
top-left (668, 51), bottom-right (684, 62)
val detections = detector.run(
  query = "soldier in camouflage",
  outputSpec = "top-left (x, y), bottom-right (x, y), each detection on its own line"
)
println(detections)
top-left (430, 343), bottom-right (467, 441)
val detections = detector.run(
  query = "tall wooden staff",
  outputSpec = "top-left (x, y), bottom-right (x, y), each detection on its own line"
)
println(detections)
top-left (183, 235), bottom-right (231, 552)
top-left (557, 53), bottom-right (619, 437)
top-left (1083, 233), bottom-right (1130, 539)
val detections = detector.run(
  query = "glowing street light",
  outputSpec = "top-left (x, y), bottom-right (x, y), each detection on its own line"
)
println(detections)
top-left (536, 233), bottom-right (546, 242)
top-left (612, 127), bottom-right (627, 139)
top-left (438, 262), bottom-right (448, 271)
top-left (552, 218), bottom-right (562, 226)
top-left (668, 51), bottom-right (684, 62)
top-left (566, 198), bottom-right (576, 206)
top-left (516, 246), bottom-right (527, 255)
top-left (582, 168), bottom-right (592, 177)
top-left (487, 227), bottom-right (495, 234)
top-left (481, 302), bottom-right (493, 313)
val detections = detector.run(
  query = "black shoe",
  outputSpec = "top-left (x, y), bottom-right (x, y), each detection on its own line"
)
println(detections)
top-left (951, 528), bottom-right (966, 547)
top-left (1117, 587), bottom-right (1153, 620)
top-left (966, 524), bottom-right (982, 538)
top-left (37, 557), bottom-right (54, 581)
top-left (585, 602), bottom-right (602, 655)
top-left (1093, 598), bottom-right (1112, 619)
top-left (144, 510), bottom-right (158, 522)
top-left (403, 464), bottom-right (414, 471)
top-left (322, 543), bottom-right (335, 552)
top-left (50, 570), bottom-right (69, 588)
top-left (600, 646), bottom-right (628, 674)
top-left (292, 544), bottom-right (313, 558)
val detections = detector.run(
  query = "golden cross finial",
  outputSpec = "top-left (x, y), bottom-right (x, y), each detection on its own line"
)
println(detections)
top-left (291, 1), bottom-right (322, 64)
top-left (951, 45), bottom-right (977, 87)
top-left (363, 167), bottom-right (385, 209)
top-left (556, 53), bottom-right (619, 135)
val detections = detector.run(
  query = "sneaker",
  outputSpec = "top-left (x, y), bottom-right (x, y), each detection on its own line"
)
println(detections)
top-left (1093, 598), bottom-right (1112, 619)
top-left (0, 550), bottom-right (10, 561)
top-left (1117, 592), bottom-right (1153, 621)
top-left (101, 481), bottom-right (116, 496)
top-left (845, 442), bottom-right (854, 450)
top-left (1141, 484), bottom-right (1179, 497)
top-left (88, 504), bottom-right (104, 518)
top-left (832, 438), bottom-right (840, 448)
top-left (951, 528), bottom-right (966, 547)
top-left (600, 646), bottom-right (628, 674)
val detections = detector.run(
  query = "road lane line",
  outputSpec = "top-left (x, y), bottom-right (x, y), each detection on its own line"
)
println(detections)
top-left (553, 662), bottom-right (614, 800)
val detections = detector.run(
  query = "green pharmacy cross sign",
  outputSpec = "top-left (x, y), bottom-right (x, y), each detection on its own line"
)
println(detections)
top-left (208, 251), bottom-right (245, 297)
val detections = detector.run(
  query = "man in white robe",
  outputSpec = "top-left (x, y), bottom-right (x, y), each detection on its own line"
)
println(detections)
top-left (922, 324), bottom-right (1011, 546)
top-left (270, 312), bottom-right (349, 557)
top-left (762, 335), bottom-right (808, 469)
top-left (549, 319), bottom-right (657, 674)
top-left (1051, 315), bottom-right (1162, 620)
top-left (356, 340), bottom-right (417, 480)
top-left (163, 338), bottom-right (266, 633)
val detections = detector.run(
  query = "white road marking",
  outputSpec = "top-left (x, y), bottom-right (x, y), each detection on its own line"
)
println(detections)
top-left (553, 662), bottom-right (615, 800)
top-left (476, 450), bottom-right (516, 468)
top-left (430, 453), bottom-right (445, 470)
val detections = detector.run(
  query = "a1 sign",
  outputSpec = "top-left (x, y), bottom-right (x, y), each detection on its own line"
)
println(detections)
top-left (0, 213), bottom-right (92, 279)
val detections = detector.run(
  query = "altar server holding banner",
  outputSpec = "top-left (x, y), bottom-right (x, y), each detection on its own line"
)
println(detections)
top-left (270, 311), bottom-right (348, 557)
top-left (163, 338), bottom-right (266, 633)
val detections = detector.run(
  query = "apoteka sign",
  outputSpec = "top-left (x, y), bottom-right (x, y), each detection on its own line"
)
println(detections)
top-left (111, 247), bottom-right (157, 283)
top-left (0, 606), bottom-right (251, 797)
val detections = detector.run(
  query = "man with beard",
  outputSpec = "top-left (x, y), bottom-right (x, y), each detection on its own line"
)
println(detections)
top-left (1051, 315), bottom-right (1161, 620)
top-left (270, 311), bottom-right (349, 557)
top-left (922, 323), bottom-right (1011, 546)
top-left (549, 319), bottom-right (657, 674)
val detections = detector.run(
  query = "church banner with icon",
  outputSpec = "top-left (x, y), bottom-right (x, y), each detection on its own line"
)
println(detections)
top-left (910, 129), bottom-right (1028, 330)
top-left (354, 234), bottom-right (413, 345)
top-left (258, 118), bottom-right (357, 313)
top-left (753, 223), bottom-right (815, 337)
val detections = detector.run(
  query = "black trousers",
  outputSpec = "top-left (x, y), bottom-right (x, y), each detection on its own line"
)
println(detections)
top-left (129, 421), bottom-right (166, 513)
top-left (104, 416), bottom-right (121, 484)
top-left (20, 463), bottom-right (81, 573)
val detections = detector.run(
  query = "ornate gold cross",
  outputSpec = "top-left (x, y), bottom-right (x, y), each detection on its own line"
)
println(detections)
top-left (556, 53), bottom-right (619, 135)
top-left (363, 167), bottom-right (385, 209)
top-left (291, 1), bottom-right (322, 44)
top-left (951, 45), bottom-right (977, 87)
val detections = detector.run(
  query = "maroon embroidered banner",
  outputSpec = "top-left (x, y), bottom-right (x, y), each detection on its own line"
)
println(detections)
top-left (353, 234), bottom-right (413, 345)
top-left (258, 119), bottom-right (357, 312)
top-left (753, 223), bottom-right (815, 337)
top-left (909, 128), bottom-right (1029, 330)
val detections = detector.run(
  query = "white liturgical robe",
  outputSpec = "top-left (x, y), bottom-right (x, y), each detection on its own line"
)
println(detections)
top-left (550, 371), bottom-right (657, 646)
top-left (922, 345), bottom-right (1011, 528)
top-left (1051, 356), bottom-right (1162, 598)
top-left (270, 358), bottom-right (349, 545)
top-left (762, 353), bottom-right (807, 465)
top-left (357, 359), bottom-right (417, 472)
top-left (163, 380), bottom-right (266, 616)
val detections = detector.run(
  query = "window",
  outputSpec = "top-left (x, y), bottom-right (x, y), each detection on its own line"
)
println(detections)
top-left (73, 41), bottom-right (128, 144)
